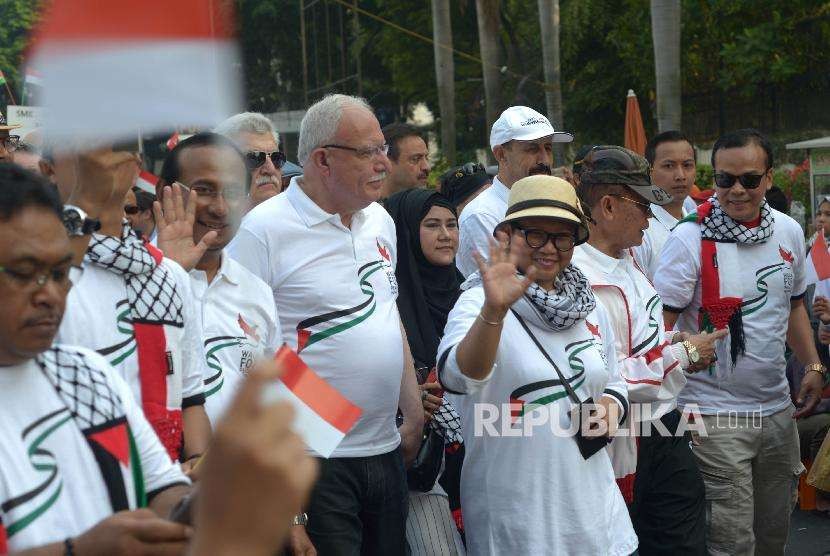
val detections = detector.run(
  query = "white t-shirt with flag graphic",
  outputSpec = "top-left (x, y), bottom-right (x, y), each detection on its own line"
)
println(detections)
top-left (654, 208), bottom-right (807, 415)
top-left (632, 203), bottom-right (690, 281)
top-left (229, 178), bottom-right (404, 458)
top-left (0, 346), bottom-right (187, 553)
top-left (57, 259), bottom-right (207, 414)
top-left (190, 252), bottom-right (282, 424)
top-left (437, 286), bottom-right (636, 556)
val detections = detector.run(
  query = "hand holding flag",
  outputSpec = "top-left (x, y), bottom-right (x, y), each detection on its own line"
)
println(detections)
top-left (806, 232), bottom-right (830, 285)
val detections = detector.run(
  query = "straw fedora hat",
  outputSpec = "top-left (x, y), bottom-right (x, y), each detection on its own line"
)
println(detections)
top-left (496, 175), bottom-right (590, 245)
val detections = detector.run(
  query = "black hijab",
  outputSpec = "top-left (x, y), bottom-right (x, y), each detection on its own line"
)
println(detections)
top-left (385, 189), bottom-right (463, 368)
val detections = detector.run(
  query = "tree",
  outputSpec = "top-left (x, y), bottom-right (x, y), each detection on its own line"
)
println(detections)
top-left (650, 0), bottom-right (681, 131)
top-left (0, 0), bottom-right (40, 106)
top-left (431, 0), bottom-right (456, 164)
top-left (537, 0), bottom-right (565, 163)
top-left (475, 0), bottom-right (502, 160)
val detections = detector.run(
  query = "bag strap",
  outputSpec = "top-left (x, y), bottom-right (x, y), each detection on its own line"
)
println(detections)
top-left (510, 308), bottom-right (582, 405)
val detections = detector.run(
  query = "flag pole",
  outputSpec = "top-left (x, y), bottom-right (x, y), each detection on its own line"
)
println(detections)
top-left (3, 82), bottom-right (16, 106)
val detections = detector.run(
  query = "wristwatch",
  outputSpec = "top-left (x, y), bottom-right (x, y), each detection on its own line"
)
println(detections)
top-left (804, 363), bottom-right (828, 380)
top-left (62, 205), bottom-right (101, 237)
top-left (682, 340), bottom-right (700, 365)
top-left (292, 512), bottom-right (308, 526)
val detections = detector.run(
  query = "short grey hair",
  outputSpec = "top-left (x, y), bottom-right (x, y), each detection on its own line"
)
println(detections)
top-left (297, 94), bottom-right (373, 165)
top-left (215, 112), bottom-right (277, 143)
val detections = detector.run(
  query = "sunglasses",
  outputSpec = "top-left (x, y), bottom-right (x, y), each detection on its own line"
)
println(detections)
top-left (245, 150), bottom-right (287, 171)
top-left (609, 194), bottom-right (653, 217)
top-left (124, 205), bottom-right (141, 215)
top-left (515, 227), bottom-right (576, 252)
top-left (713, 172), bottom-right (766, 190)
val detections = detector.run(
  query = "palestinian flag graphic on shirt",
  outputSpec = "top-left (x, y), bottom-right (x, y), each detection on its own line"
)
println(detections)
top-left (740, 248), bottom-right (789, 317)
top-left (204, 314), bottom-right (262, 398)
top-left (0, 348), bottom-right (145, 544)
top-left (509, 321), bottom-right (602, 423)
top-left (296, 240), bottom-right (395, 352)
top-left (632, 294), bottom-right (661, 355)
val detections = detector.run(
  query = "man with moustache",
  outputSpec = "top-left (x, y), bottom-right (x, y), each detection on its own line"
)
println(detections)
top-left (456, 106), bottom-right (573, 277)
top-left (381, 123), bottom-right (431, 198)
top-left (229, 94), bottom-right (423, 555)
top-left (633, 131), bottom-right (700, 280)
top-left (215, 112), bottom-right (286, 210)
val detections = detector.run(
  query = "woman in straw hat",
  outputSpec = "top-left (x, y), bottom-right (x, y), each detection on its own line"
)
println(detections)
top-left (436, 175), bottom-right (637, 555)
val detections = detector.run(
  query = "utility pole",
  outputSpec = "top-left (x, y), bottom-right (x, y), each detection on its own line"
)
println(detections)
top-left (538, 0), bottom-right (565, 164)
top-left (431, 0), bottom-right (456, 164)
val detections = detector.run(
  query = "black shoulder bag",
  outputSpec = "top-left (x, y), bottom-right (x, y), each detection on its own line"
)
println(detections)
top-left (511, 309), bottom-right (610, 460)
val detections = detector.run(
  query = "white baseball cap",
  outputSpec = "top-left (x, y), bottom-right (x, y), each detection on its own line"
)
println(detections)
top-left (489, 106), bottom-right (574, 150)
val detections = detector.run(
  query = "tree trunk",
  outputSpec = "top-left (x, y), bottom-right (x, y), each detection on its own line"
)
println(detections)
top-left (475, 0), bottom-right (502, 162)
top-left (537, 0), bottom-right (565, 165)
top-left (431, 0), bottom-right (456, 165)
top-left (650, 0), bottom-right (681, 131)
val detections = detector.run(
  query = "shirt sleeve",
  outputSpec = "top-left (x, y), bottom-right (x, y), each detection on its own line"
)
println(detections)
top-left (653, 224), bottom-right (700, 313)
top-left (103, 355), bottom-right (190, 493)
top-left (436, 287), bottom-right (494, 394)
top-left (457, 211), bottom-right (500, 278)
top-left (227, 226), bottom-right (273, 288)
top-left (791, 221), bottom-right (807, 299)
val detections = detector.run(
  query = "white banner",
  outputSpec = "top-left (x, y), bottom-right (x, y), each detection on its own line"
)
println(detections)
top-left (6, 105), bottom-right (45, 139)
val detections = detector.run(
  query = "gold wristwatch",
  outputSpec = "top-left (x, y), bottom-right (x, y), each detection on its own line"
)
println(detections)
top-left (804, 363), bottom-right (828, 379)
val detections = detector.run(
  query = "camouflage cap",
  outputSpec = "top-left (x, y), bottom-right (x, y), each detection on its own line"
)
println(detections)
top-left (578, 145), bottom-right (672, 205)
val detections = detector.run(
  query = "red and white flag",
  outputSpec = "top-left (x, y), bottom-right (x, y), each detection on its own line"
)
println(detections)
top-left (28, 0), bottom-right (241, 145)
top-left (806, 233), bottom-right (830, 285)
top-left (134, 170), bottom-right (158, 195)
top-left (264, 346), bottom-right (362, 458)
top-left (166, 132), bottom-right (180, 151)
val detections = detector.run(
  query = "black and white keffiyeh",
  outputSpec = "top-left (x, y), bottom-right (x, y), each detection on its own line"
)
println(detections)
top-left (463, 263), bottom-right (596, 332)
top-left (85, 222), bottom-right (183, 326)
top-left (698, 198), bottom-right (774, 244)
top-left (430, 397), bottom-right (463, 444)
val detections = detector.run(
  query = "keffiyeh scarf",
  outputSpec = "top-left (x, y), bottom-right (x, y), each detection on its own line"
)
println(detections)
top-left (85, 222), bottom-right (185, 460)
top-left (682, 198), bottom-right (774, 365)
top-left (463, 263), bottom-right (596, 331)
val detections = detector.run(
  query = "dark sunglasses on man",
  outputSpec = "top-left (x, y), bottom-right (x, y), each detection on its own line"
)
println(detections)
top-left (245, 150), bottom-right (286, 171)
top-left (124, 205), bottom-right (142, 215)
top-left (713, 172), bottom-right (767, 190)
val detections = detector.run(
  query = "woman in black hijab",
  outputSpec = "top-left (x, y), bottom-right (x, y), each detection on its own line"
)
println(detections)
top-left (385, 188), bottom-right (465, 555)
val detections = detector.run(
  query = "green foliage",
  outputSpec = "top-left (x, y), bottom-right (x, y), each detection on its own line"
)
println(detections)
top-left (0, 0), bottom-right (40, 104)
top-left (695, 164), bottom-right (714, 190)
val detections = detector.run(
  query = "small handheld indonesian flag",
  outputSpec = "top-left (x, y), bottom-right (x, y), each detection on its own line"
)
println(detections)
top-left (263, 346), bottom-right (363, 458)
top-left (27, 0), bottom-right (241, 146)
top-left (134, 170), bottom-right (158, 195)
top-left (806, 233), bottom-right (830, 285)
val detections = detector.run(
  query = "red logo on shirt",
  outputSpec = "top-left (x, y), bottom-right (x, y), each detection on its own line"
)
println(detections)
top-left (586, 320), bottom-right (601, 338)
top-left (377, 239), bottom-right (391, 262)
top-left (237, 314), bottom-right (261, 343)
top-left (779, 245), bottom-right (794, 265)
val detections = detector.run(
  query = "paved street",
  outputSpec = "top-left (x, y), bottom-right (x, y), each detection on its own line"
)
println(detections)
top-left (788, 509), bottom-right (830, 555)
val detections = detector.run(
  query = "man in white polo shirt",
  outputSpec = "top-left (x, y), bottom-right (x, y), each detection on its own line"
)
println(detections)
top-left (154, 132), bottom-right (282, 424)
top-left (655, 129), bottom-right (827, 555)
top-left (632, 130), bottom-right (699, 280)
top-left (229, 93), bottom-right (422, 555)
top-left (456, 105), bottom-right (573, 277)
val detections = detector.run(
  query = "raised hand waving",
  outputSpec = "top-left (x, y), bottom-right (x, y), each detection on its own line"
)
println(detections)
top-left (474, 230), bottom-right (537, 319)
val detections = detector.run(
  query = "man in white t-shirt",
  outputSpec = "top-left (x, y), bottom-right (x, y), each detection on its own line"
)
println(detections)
top-left (51, 143), bottom-right (212, 473)
top-left (0, 164), bottom-right (192, 554)
top-left (228, 93), bottom-right (422, 555)
top-left (456, 105), bottom-right (573, 277)
top-left (153, 132), bottom-right (283, 423)
top-left (654, 129), bottom-right (827, 555)
top-left (632, 130), bottom-right (698, 280)
top-left (572, 145), bottom-right (726, 555)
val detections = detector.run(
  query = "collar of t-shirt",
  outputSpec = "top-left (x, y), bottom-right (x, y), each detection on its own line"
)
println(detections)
top-left (650, 203), bottom-right (687, 231)
top-left (739, 215), bottom-right (762, 228)
top-left (286, 176), bottom-right (368, 230)
top-left (190, 250), bottom-right (241, 289)
top-left (489, 175), bottom-right (510, 204)
top-left (578, 241), bottom-right (629, 277)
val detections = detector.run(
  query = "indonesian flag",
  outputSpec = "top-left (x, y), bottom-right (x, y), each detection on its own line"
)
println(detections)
top-left (135, 170), bottom-right (158, 195)
top-left (806, 233), bottom-right (830, 285)
top-left (264, 346), bottom-right (362, 458)
top-left (27, 0), bottom-right (241, 145)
